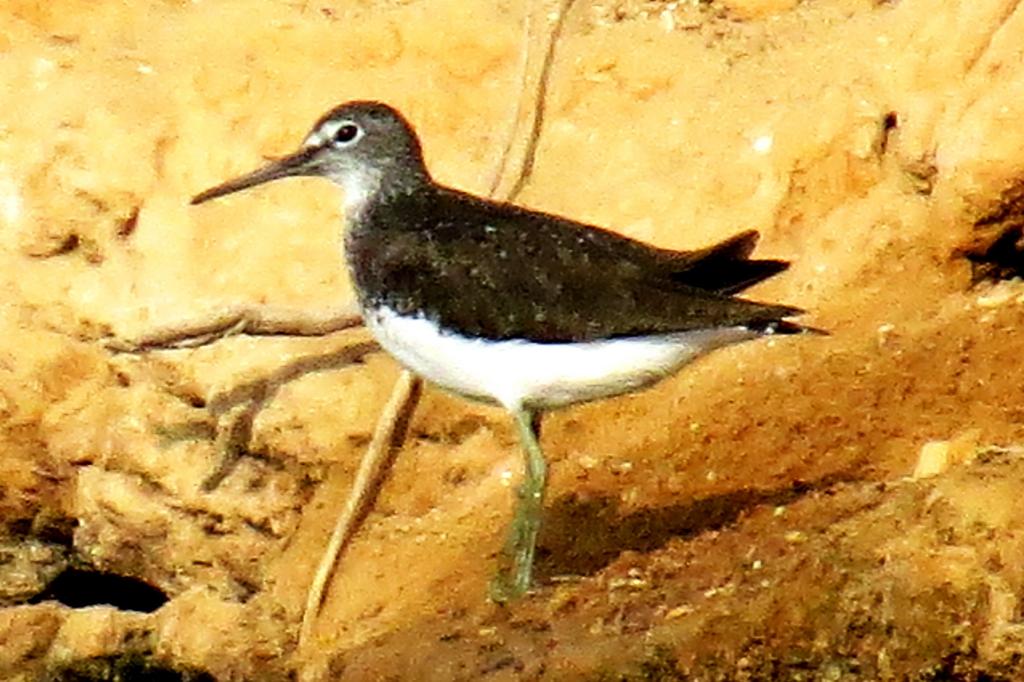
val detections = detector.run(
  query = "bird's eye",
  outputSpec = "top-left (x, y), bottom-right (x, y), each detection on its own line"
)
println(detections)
top-left (333, 123), bottom-right (361, 145)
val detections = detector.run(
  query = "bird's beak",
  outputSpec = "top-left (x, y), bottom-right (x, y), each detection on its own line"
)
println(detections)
top-left (191, 146), bottom-right (320, 205)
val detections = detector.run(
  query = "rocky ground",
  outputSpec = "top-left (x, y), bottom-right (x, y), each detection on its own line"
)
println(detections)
top-left (3, 0), bottom-right (1024, 679)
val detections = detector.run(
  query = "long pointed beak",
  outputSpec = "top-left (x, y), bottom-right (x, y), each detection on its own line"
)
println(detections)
top-left (191, 146), bottom-right (320, 205)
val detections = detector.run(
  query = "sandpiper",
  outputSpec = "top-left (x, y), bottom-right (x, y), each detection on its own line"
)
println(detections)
top-left (192, 101), bottom-right (818, 600)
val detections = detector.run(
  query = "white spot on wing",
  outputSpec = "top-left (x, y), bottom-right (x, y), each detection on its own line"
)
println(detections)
top-left (365, 306), bottom-right (760, 411)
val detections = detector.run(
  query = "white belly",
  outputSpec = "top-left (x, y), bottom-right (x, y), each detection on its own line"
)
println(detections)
top-left (365, 306), bottom-right (759, 412)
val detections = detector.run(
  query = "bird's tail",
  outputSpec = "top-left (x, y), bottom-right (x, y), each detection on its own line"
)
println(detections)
top-left (667, 230), bottom-right (791, 295)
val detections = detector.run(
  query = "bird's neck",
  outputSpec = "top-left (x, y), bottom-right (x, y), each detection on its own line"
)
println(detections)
top-left (342, 182), bottom-right (435, 312)
top-left (344, 171), bottom-right (434, 231)
top-left (342, 165), bottom-right (432, 225)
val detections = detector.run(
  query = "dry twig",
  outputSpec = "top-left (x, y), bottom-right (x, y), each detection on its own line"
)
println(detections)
top-left (105, 302), bottom-right (363, 353)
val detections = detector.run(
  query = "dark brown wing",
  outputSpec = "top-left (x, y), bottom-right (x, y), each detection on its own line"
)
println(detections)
top-left (351, 188), bottom-right (806, 342)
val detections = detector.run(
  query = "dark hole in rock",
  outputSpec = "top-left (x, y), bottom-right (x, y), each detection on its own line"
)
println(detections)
top-left (29, 568), bottom-right (169, 613)
top-left (879, 110), bottom-right (898, 154)
top-left (45, 653), bottom-right (215, 682)
top-left (957, 179), bottom-right (1024, 282)
top-left (959, 223), bottom-right (1024, 283)
top-left (8, 514), bottom-right (77, 545)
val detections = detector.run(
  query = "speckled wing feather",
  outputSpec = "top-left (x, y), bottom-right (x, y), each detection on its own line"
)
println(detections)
top-left (346, 187), bottom-right (805, 343)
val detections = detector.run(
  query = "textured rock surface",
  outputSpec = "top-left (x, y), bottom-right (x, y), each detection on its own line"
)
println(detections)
top-left (2, 0), bottom-right (1024, 679)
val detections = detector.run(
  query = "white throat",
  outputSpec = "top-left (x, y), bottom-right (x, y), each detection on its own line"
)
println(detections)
top-left (340, 167), bottom-right (382, 222)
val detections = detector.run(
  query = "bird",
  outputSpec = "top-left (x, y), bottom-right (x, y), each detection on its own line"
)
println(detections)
top-left (191, 100), bottom-right (820, 601)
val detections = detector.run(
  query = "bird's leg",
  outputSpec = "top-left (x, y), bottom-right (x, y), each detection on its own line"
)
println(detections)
top-left (491, 408), bottom-right (547, 602)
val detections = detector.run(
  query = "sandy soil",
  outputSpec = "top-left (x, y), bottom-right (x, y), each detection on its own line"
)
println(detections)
top-left (3, 0), bottom-right (1024, 679)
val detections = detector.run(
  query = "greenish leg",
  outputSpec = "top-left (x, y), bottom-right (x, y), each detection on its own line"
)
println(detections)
top-left (490, 409), bottom-right (547, 603)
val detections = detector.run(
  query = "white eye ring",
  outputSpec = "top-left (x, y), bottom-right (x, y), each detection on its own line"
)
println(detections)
top-left (330, 121), bottom-right (362, 146)
top-left (304, 120), bottom-right (364, 149)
